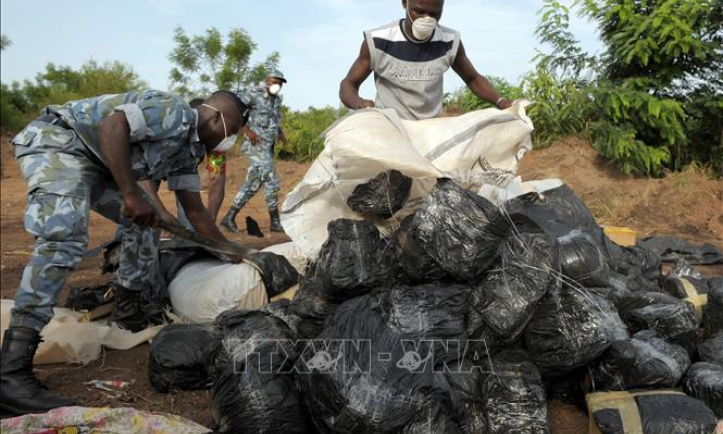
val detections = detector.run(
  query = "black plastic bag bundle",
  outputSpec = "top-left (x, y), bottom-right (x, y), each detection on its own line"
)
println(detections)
top-left (505, 185), bottom-right (603, 243)
top-left (392, 214), bottom-right (448, 283)
top-left (558, 230), bottom-right (611, 287)
top-left (211, 310), bottom-right (306, 434)
top-left (410, 179), bottom-right (510, 281)
top-left (480, 350), bottom-right (551, 434)
top-left (606, 242), bottom-right (663, 293)
top-left (698, 332), bottom-right (723, 365)
top-left (662, 276), bottom-right (709, 300)
top-left (523, 286), bottom-right (628, 377)
top-left (468, 231), bottom-right (558, 343)
top-left (543, 369), bottom-right (587, 407)
top-left (436, 359), bottom-right (487, 434)
top-left (588, 391), bottom-right (718, 434)
top-left (703, 282), bottom-right (723, 338)
top-left (65, 285), bottom-right (111, 311)
top-left (247, 251), bottom-right (300, 298)
top-left (593, 330), bottom-right (690, 390)
top-left (618, 292), bottom-right (698, 354)
top-left (149, 324), bottom-right (219, 393)
top-left (313, 219), bottom-right (394, 302)
top-left (346, 170), bottom-right (412, 219)
top-left (259, 299), bottom-right (302, 336)
top-left (296, 284), bottom-right (469, 434)
top-left (290, 278), bottom-right (340, 339)
top-left (683, 363), bottom-right (723, 418)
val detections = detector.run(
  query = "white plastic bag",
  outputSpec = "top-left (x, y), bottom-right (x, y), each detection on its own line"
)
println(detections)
top-left (281, 103), bottom-right (534, 258)
top-left (168, 259), bottom-right (267, 324)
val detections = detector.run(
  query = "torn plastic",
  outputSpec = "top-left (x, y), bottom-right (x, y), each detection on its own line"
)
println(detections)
top-left (683, 362), bottom-right (723, 418)
top-left (618, 292), bottom-right (698, 355)
top-left (524, 285), bottom-right (628, 377)
top-left (468, 230), bottom-right (558, 343)
top-left (480, 350), bottom-right (551, 434)
top-left (312, 219), bottom-right (395, 302)
top-left (668, 259), bottom-right (705, 280)
top-left (246, 251), bottom-right (300, 299)
top-left (593, 330), bottom-right (690, 391)
top-left (410, 178), bottom-right (510, 281)
top-left (149, 324), bottom-right (219, 392)
top-left (295, 284), bottom-right (469, 434)
top-left (346, 169), bottom-right (412, 219)
top-left (587, 390), bottom-right (718, 434)
top-left (698, 332), bottom-right (723, 365)
top-left (210, 310), bottom-right (306, 434)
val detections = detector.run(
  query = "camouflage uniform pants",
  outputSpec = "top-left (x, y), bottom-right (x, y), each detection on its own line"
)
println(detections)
top-left (232, 153), bottom-right (280, 210)
top-left (11, 121), bottom-right (156, 331)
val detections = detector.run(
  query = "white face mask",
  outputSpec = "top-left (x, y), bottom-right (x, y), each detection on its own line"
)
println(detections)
top-left (201, 103), bottom-right (237, 152)
top-left (407, 6), bottom-right (437, 40)
top-left (268, 84), bottom-right (282, 95)
top-left (213, 133), bottom-right (238, 152)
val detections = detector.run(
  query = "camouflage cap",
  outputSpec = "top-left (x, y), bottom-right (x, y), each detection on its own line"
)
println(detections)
top-left (268, 69), bottom-right (287, 83)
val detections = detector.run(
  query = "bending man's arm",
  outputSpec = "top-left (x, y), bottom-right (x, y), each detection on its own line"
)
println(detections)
top-left (452, 41), bottom-right (512, 109)
top-left (340, 40), bottom-right (375, 110)
top-left (98, 112), bottom-right (159, 227)
top-left (176, 190), bottom-right (228, 242)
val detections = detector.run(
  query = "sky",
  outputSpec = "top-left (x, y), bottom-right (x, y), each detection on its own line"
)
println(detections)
top-left (0, 0), bottom-right (602, 111)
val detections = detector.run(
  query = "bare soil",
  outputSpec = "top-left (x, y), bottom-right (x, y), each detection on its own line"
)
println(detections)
top-left (1, 132), bottom-right (721, 431)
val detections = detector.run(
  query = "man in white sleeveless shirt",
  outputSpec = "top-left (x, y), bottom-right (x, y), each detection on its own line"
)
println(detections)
top-left (340, 0), bottom-right (512, 120)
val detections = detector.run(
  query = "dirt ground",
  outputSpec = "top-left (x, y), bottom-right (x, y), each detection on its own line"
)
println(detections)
top-left (1, 132), bottom-right (721, 431)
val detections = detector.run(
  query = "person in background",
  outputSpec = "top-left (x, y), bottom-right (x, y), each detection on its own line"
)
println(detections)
top-left (221, 69), bottom-right (288, 234)
top-left (1, 89), bottom-right (248, 415)
top-left (340, 0), bottom-right (513, 120)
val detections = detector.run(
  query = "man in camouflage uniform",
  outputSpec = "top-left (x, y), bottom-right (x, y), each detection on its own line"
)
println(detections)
top-left (1, 90), bottom-right (248, 415)
top-left (221, 69), bottom-right (288, 233)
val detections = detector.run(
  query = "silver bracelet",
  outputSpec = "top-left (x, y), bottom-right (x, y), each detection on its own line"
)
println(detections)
top-left (495, 97), bottom-right (505, 106)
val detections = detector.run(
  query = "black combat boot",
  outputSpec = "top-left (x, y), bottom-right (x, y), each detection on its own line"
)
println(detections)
top-left (0, 328), bottom-right (78, 414)
top-left (269, 208), bottom-right (284, 233)
top-left (112, 284), bottom-right (149, 333)
top-left (220, 205), bottom-right (242, 233)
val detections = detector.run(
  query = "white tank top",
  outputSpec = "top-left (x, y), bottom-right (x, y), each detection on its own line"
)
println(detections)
top-left (364, 20), bottom-right (461, 120)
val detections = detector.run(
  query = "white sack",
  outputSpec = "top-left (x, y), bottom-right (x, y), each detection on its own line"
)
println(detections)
top-left (281, 102), bottom-right (534, 258)
top-left (261, 242), bottom-right (309, 275)
top-left (168, 259), bottom-right (268, 324)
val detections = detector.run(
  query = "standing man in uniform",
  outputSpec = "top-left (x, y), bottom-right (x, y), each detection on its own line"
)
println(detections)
top-left (1, 90), bottom-right (248, 414)
top-left (221, 69), bottom-right (287, 234)
top-left (340, 0), bottom-right (512, 120)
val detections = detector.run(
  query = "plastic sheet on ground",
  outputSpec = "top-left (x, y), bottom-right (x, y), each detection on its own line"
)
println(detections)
top-left (587, 390), bottom-right (718, 434)
top-left (593, 330), bottom-right (690, 391)
top-left (638, 236), bottom-right (723, 265)
top-left (0, 406), bottom-right (209, 434)
top-left (1, 300), bottom-right (161, 365)
top-left (281, 104), bottom-right (534, 259)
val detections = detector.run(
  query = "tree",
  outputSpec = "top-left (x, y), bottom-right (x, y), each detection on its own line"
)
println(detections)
top-left (168, 26), bottom-right (280, 96)
top-left (0, 34), bottom-right (10, 51)
top-left (1, 60), bottom-right (146, 132)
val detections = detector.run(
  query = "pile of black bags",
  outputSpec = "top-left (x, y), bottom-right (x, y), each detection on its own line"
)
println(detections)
top-left (148, 177), bottom-right (722, 434)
